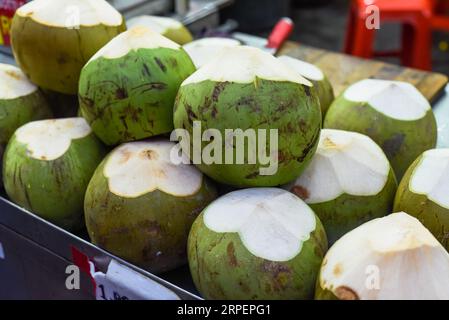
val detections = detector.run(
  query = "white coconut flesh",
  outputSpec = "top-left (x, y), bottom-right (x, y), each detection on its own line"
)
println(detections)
top-left (15, 118), bottom-right (92, 161)
top-left (320, 212), bottom-right (449, 300)
top-left (343, 79), bottom-right (430, 121)
top-left (183, 37), bottom-right (241, 68)
top-left (203, 188), bottom-right (317, 262)
top-left (127, 15), bottom-right (184, 34)
top-left (278, 55), bottom-right (324, 81)
top-left (182, 46), bottom-right (312, 86)
top-left (104, 140), bottom-right (203, 198)
top-left (290, 129), bottom-right (390, 204)
top-left (88, 26), bottom-right (181, 63)
top-left (17, 0), bottom-right (123, 28)
top-left (408, 148), bottom-right (449, 209)
top-left (0, 64), bottom-right (37, 100)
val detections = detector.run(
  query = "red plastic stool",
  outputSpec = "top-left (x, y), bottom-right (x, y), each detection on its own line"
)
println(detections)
top-left (345, 0), bottom-right (435, 70)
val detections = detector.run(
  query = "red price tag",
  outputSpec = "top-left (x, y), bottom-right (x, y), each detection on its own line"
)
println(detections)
top-left (0, 0), bottom-right (26, 46)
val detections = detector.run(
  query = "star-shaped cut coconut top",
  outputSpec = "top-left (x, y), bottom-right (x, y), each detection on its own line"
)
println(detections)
top-left (203, 188), bottom-right (317, 262)
top-left (0, 64), bottom-right (37, 100)
top-left (104, 140), bottom-right (203, 198)
top-left (88, 26), bottom-right (181, 63)
top-left (343, 79), bottom-right (430, 121)
top-left (17, 0), bottom-right (123, 28)
top-left (183, 37), bottom-right (241, 69)
top-left (319, 212), bottom-right (449, 300)
top-left (410, 148), bottom-right (449, 209)
top-left (182, 46), bottom-right (312, 86)
top-left (15, 118), bottom-right (92, 161)
top-left (287, 129), bottom-right (390, 204)
top-left (278, 55), bottom-right (325, 81)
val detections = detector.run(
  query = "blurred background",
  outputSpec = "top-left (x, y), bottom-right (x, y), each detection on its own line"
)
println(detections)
top-left (220, 0), bottom-right (449, 75)
top-left (1, 0), bottom-right (448, 74)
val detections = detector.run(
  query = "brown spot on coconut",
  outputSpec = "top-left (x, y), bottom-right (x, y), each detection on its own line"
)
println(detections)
top-left (278, 55), bottom-right (335, 116)
top-left (84, 139), bottom-right (217, 273)
top-left (174, 46), bottom-right (321, 187)
top-left (187, 188), bottom-right (328, 300)
top-left (79, 26), bottom-right (196, 145)
top-left (283, 129), bottom-right (397, 244)
top-left (324, 79), bottom-right (437, 179)
top-left (316, 212), bottom-right (449, 300)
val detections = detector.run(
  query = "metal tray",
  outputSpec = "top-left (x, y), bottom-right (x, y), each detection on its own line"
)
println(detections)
top-left (0, 194), bottom-right (201, 300)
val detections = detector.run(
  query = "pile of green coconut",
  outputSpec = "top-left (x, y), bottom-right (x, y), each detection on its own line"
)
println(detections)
top-left (2, 0), bottom-right (449, 300)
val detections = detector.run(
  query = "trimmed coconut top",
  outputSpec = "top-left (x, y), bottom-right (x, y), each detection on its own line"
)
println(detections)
top-left (88, 26), bottom-right (181, 63)
top-left (203, 188), bottom-right (317, 262)
top-left (343, 79), bottom-right (431, 121)
top-left (104, 140), bottom-right (203, 198)
top-left (17, 0), bottom-right (123, 28)
top-left (15, 118), bottom-right (92, 161)
top-left (127, 15), bottom-right (184, 34)
top-left (278, 55), bottom-right (324, 81)
top-left (183, 37), bottom-right (241, 68)
top-left (320, 212), bottom-right (449, 300)
top-left (182, 46), bottom-right (312, 86)
top-left (287, 129), bottom-right (390, 204)
top-left (0, 63), bottom-right (37, 100)
top-left (409, 148), bottom-right (449, 209)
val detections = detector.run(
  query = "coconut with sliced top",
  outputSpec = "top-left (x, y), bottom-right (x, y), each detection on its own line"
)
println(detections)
top-left (324, 79), bottom-right (437, 179)
top-left (174, 46), bottom-right (321, 187)
top-left (79, 27), bottom-right (196, 146)
top-left (278, 55), bottom-right (334, 116)
top-left (0, 64), bottom-right (52, 150)
top-left (3, 118), bottom-right (105, 230)
top-left (127, 15), bottom-right (193, 45)
top-left (11, 0), bottom-right (126, 95)
top-left (0, 64), bottom-right (53, 183)
top-left (183, 37), bottom-right (241, 68)
top-left (316, 212), bottom-right (449, 300)
top-left (394, 149), bottom-right (449, 250)
top-left (285, 129), bottom-right (397, 244)
top-left (188, 188), bottom-right (327, 300)
top-left (84, 140), bottom-right (217, 273)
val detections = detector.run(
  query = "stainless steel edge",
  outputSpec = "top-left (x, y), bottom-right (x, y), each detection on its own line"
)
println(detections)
top-left (0, 195), bottom-right (201, 300)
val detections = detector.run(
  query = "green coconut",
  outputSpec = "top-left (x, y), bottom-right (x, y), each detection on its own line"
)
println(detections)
top-left (3, 118), bottom-right (105, 230)
top-left (0, 64), bottom-right (53, 146)
top-left (316, 212), bottom-right (449, 300)
top-left (183, 37), bottom-right (241, 68)
top-left (188, 188), bottom-right (327, 300)
top-left (173, 46), bottom-right (322, 187)
top-left (284, 129), bottom-right (397, 244)
top-left (11, 0), bottom-right (126, 95)
top-left (394, 148), bottom-right (449, 250)
top-left (84, 140), bottom-right (217, 274)
top-left (127, 15), bottom-right (193, 45)
top-left (79, 26), bottom-right (196, 146)
top-left (278, 55), bottom-right (334, 116)
top-left (0, 64), bottom-right (53, 183)
top-left (324, 79), bottom-right (437, 179)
